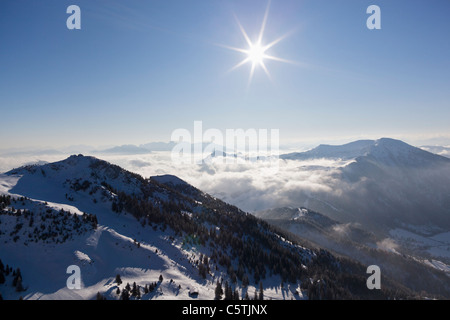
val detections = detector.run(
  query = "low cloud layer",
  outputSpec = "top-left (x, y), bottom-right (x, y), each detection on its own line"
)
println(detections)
top-left (124, 154), bottom-right (350, 213)
top-left (2, 150), bottom-right (450, 232)
top-left (0, 152), bottom-right (349, 213)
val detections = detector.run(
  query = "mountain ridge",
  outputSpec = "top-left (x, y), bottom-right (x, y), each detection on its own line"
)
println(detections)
top-left (281, 138), bottom-right (450, 166)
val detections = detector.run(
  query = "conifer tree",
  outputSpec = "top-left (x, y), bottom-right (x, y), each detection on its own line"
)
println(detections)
top-left (120, 289), bottom-right (130, 300)
top-left (16, 276), bottom-right (24, 292)
top-left (259, 281), bottom-right (264, 300)
top-left (96, 292), bottom-right (106, 300)
top-left (132, 282), bottom-right (138, 297)
top-left (224, 281), bottom-right (232, 300)
top-left (242, 274), bottom-right (249, 287)
top-left (214, 280), bottom-right (223, 300)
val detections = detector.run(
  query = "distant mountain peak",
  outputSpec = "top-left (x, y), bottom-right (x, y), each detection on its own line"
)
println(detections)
top-left (371, 137), bottom-right (413, 151)
top-left (363, 138), bottom-right (450, 167)
top-left (281, 138), bottom-right (450, 166)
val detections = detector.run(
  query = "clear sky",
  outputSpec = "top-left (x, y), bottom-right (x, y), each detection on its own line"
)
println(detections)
top-left (1, 0), bottom-right (450, 149)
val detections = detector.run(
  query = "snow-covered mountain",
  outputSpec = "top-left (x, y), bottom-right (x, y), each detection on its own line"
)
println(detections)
top-left (255, 207), bottom-right (450, 298)
top-left (1, 155), bottom-right (410, 300)
top-left (282, 138), bottom-right (450, 166)
top-left (279, 138), bottom-right (450, 232)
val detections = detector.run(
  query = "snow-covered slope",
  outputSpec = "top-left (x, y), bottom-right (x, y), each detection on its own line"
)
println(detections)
top-left (0, 155), bottom-right (224, 300)
top-left (4, 155), bottom-right (404, 300)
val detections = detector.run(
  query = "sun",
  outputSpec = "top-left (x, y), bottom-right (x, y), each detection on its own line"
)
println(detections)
top-left (247, 43), bottom-right (266, 66)
top-left (222, 1), bottom-right (294, 86)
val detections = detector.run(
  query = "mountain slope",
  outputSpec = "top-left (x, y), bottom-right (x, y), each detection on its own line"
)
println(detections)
top-left (281, 140), bottom-right (375, 161)
top-left (279, 138), bottom-right (450, 232)
top-left (0, 155), bottom-right (414, 300)
top-left (420, 145), bottom-right (450, 158)
top-left (255, 207), bottom-right (450, 298)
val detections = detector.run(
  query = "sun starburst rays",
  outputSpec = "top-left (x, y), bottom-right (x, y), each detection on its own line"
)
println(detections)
top-left (224, 1), bottom-right (294, 86)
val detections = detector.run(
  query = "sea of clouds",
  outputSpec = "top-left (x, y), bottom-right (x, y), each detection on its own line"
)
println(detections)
top-left (0, 151), bottom-right (352, 213)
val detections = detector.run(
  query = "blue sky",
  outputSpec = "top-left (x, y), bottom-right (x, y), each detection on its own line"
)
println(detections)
top-left (1, 0), bottom-right (450, 149)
